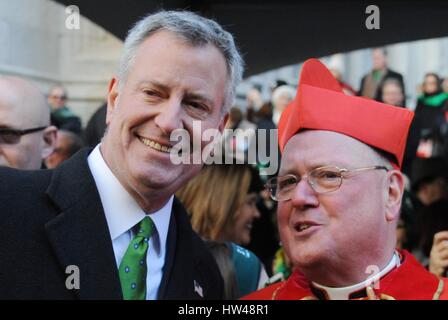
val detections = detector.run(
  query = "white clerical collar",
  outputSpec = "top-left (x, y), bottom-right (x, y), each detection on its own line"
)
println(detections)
top-left (311, 251), bottom-right (401, 300)
top-left (87, 144), bottom-right (172, 257)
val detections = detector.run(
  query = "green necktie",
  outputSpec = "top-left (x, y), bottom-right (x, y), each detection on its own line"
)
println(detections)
top-left (119, 216), bottom-right (154, 300)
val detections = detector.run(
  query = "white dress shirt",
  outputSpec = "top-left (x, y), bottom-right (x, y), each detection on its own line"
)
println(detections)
top-left (87, 145), bottom-right (173, 300)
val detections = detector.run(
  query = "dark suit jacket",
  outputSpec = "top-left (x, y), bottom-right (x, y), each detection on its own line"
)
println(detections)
top-left (0, 149), bottom-right (223, 299)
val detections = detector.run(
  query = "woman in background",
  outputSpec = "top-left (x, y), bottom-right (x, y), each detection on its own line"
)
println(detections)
top-left (177, 163), bottom-right (268, 299)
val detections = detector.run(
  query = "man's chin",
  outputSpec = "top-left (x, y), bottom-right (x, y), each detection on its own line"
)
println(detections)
top-left (134, 170), bottom-right (175, 188)
top-left (291, 247), bottom-right (324, 269)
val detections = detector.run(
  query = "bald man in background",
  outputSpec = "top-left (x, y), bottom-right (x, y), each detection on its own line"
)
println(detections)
top-left (0, 76), bottom-right (57, 169)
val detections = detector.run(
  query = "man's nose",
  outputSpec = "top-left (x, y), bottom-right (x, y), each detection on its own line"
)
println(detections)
top-left (289, 179), bottom-right (319, 209)
top-left (154, 98), bottom-right (183, 136)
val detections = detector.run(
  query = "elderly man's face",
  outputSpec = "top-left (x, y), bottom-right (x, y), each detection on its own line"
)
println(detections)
top-left (277, 130), bottom-right (402, 277)
top-left (102, 30), bottom-right (228, 212)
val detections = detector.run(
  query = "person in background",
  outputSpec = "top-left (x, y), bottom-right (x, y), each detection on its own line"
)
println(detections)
top-left (410, 158), bottom-right (448, 270)
top-left (47, 85), bottom-right (82, 134)
top-left (411, 157), bottom-right (448, 207)
top-left (377, 78), bottom-right (406, 108)
top-left (406, 74), bottom-right (448, 166)
top-left (246, 189), bottom-right (280, 277)
top-left (0, 76), bottom-right (56, 170)
top-left (204, 241), bottom-right (239, 299)
top-left (45, 129), bottom-right (84, 169)
top-left (245, 86), bottom-right (264, 123)
top-left (414, 73), bottom-right (448, 134)
top-left (83, 103), bottom-right (107, 147)
top-left (271, 85), bottom-right (295, 126)
top-left (177, 162), bottom-right (268, 298)
top-left (358, 48), bottom-right (405, 100)
top-left (429, 231), bottom-right (448, 278)
top-left (441, 77), bottom-right (448, 94)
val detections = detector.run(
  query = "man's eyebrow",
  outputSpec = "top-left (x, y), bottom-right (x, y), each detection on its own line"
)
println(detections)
top-left (184, 92), bottom-right (214, 107)
top-left (278, 165), bottom-right (297, 176)
top-left (139, 80), bottom-right (215, 107)
top-left (140, 80), bottom-right (169, 91)
top-left (278, 162), bottom-right (336, 176)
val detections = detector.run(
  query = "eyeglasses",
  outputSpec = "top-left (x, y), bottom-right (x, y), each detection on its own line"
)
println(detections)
top-left (0, 126), bottom-right (47, 145)
top-left (48, 95), bottom-right (67, 100)
top-left (266, 165), bottom-right (389, 201)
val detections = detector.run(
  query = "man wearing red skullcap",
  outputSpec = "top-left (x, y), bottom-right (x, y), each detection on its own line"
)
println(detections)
top-left (243, 59), bottom-right (448, 300)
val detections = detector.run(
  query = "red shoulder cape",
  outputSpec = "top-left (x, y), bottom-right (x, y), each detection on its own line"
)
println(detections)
top-left (242, 250), bottom-right (448, 300)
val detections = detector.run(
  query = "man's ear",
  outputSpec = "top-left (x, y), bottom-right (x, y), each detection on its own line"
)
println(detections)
top-left (106, 77), bottom-right (120, 126)
top-left (385, 170), bottom-right (405, 222)
top-left (41, 126), bottom-right (58, 159)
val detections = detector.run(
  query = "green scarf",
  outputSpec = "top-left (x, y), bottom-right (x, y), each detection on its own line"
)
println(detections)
top-left (418, 92), bottom-right (448, 107)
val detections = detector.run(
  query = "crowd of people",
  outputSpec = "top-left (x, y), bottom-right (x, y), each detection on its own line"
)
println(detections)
top-left (1, 10), bottom-right (448, 300)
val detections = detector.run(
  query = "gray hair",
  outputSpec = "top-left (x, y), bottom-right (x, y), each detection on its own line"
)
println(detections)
top-left (271, 85), bottom-right (296, 109)
top-left (118, 10), bottom-right (244, 115)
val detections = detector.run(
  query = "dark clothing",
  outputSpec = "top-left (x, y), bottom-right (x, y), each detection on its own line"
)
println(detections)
top-left (51, 106), bottom-right (82, 135)
top-left (414, 92), bottom-right (448, 133)
top-left (247, 198), bottom-right (279, 276)
top-left (83, 104), bottom-right (107, 148)
top-left (406, 92), bottom-right (448, 161)
top-left (417, 199), bottom-right (448, 258)
top-left (0, 148), bottom-right (223, 299)
top-left (358, 68), bottom-right (405, 101)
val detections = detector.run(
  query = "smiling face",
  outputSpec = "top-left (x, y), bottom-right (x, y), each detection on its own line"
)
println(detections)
top-left (101, 30), bottom-right (228, 213)
top-left (229, 192), bottom-right (260, 245)
top-left (277, 130), bottom-right (403, 286)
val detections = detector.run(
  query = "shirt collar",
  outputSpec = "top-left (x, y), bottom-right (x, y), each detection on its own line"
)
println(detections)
top-left (311, 251), bottom-right (401, 300)
top-left (87, 144), bottom-right (172, 256)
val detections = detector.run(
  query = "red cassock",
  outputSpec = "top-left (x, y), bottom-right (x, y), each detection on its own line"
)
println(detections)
top-left (242, 250), bottom-right (448, 300)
